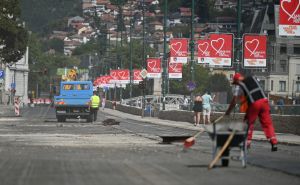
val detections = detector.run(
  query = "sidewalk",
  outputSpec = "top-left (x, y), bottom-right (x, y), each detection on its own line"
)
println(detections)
top-left (100, 108), bottom-right (300, 146)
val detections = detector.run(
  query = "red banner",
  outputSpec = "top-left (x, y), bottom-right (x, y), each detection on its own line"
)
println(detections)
top-left (197, 34), bottom-right (233, 67)
top-left (168, 61), bottom-right (182, 79)
top-left (109, 69), bottom-right (120, 84)
top-left (147, 58), bottom-right (161, 78)
top-left (169, 38), bottom-right (188, 63)
top-left (197, 39), bottom-right (210, 64)
top-left (243, 34), bottom-right (267, 67)
top-left (279, 0), bottom-right (300, 36)
top-left (133, 69), bottom-right (143, 84)
top-left (117, 69), bottom-right (130, 84)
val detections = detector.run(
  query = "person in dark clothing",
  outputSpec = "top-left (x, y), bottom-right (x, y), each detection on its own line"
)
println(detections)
top-left (193, 94), bottom-right (203, 126)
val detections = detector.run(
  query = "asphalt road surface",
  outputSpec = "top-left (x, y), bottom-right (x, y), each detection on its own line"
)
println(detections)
top-left (0, 106), bottom-right (299, 185)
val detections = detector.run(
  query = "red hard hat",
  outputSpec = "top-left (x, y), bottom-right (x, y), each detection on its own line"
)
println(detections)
top-left (233, 73), bottom-right (241, 83)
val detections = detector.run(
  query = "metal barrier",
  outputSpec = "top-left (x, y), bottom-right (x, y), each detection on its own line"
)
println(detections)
top-left (122, 95), bottom-right (300, 115)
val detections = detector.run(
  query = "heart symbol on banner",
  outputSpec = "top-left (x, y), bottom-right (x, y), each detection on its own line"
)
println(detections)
top-left (245, 39), bottom-right (259, 56)
top-left (170, 63), bottom-right (180, 72)
top-left (111, 72), bottom-right (117, 79)
top-left (171, 42), bottom-right (182, 55)
top-left (118, 71), bottom-right (126, 79)
top-left (281, 0), bottom-right (300, 21)
top-left (134, 71), bottom-right (142, 79)
top-left (211, 38), bottom-right (225, 54)
top-left (198, 42), bottom-right (209, 55)
top-left (148, 60), bottom-right (157, 71)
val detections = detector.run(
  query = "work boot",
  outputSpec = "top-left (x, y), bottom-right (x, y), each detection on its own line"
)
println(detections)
top-left (271, 143), bottom-right (278, 152)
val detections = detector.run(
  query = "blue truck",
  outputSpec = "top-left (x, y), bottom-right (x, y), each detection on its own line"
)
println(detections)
top-left (54, 81), bottom-right (94, 122)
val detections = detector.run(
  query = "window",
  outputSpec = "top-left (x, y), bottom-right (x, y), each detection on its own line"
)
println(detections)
top-left (271, 80), bottom-right (273, 91)
top-left (279, 81), bottom-right (286, 92)
top-left (63, 84), bottom-right (74, 90)
top-left (76, 84), bottom-right (90, 90)
top-left (279, 60), bottom-right (287, 72)
top-left (294, 44), bottom-right (300, 54)
top-left (280, 45), bottom-right (287, 54)
top-left (296, 81), bottom-right (300, 92)
top-left (259, 80), bottom-right (265, 91)
top-left (297, 64), bottom-right (300, 75)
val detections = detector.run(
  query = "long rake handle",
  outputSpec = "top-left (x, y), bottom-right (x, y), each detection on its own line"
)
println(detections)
top-left (208, 130), bottom-right (236, 169)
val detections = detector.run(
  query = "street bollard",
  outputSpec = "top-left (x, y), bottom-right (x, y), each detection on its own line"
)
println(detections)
top-left (14, 97), bottom-right (20, 116)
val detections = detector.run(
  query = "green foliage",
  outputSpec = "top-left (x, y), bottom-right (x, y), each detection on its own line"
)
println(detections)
top-left (0, 0), bottom-right (28, 63)
top-left (20, 0), bottom-right (82, 35)
top-left (169, 65), bottom-right (209, 95)
top-left (28, 33), bottom-right (80, 92)
top-left (42, 38), bottom-right (64, 53)
top-left (207, 73), bottom-right (232, 102)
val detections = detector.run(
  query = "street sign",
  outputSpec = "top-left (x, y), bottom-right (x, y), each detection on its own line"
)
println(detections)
top-left (140, 69), bottom-right (148, 79)
top-left (11, 83), bottom-right (16, 89)
top-left (0, 70), bottom-right (4, 78)
top-left (186, 81), bottom-right (196, 92)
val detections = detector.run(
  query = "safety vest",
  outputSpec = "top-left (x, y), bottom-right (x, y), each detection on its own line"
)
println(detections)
top-left (238, 76), bottom-right (266, 104)
top-left (90, 95), bottom-right (100, 108)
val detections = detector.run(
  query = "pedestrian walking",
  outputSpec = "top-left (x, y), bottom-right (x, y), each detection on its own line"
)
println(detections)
top-left (192, 94), bottom-right (202, 126)
top-left (276, 98), bottom-right (284, 115)
top-left (202, 91), bottom-right (214, 125)
top-left (225, 73), bottom-right (278, 151)
top-left (101, 96), bottom-right (106, 110)
top-left (89, 91), bottom-right (100, 122)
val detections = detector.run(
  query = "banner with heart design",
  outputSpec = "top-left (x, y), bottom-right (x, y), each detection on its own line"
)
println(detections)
top-left (93, 76), bottom-right (114, 88)
top-left (117, 69), bottom-right (130, 84)
top-left (168, 60), bottom-right (182, 79)
top-left (170, 38), bottom-right (188, 63)
top-left (204, 33), bottom-right (233, 66)
top-left (279, 0), bottom-right (300, 36)
top-left (133, 69), bottom-right (143, 84)
top-left (243, 34), bottom-right (267, 67)
top-left (197, 39), bottom-right (210, 64)
top-left (147, 58), bottom-right (161, 78)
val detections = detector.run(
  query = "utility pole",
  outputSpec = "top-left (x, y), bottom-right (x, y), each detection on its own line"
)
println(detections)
top-left (129, 18), bottom-right (133, 98)
top-left (162, 0), bottom-right (168, 110)
top-left (190, 0), bottom-right (195, 110)
top-left (142, 0), bottom-right (146, 69)
top-left (190, 0), bottom-right (195, 83)
top-left (236, 0), bottom-right (242, 72)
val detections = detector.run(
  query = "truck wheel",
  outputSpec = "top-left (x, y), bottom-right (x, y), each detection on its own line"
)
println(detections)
top-left (57, 116), bottom-right (66, 122)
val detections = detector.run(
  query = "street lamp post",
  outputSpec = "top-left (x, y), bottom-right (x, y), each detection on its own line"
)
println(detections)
top-left (190, 0), bottom-right (195, 110)
top-left (129, 19), bottom-right (133, 98)
top-left (162, 0), bottom-right (168, 110)
top-left (235, 0), bottom-right (242, 72)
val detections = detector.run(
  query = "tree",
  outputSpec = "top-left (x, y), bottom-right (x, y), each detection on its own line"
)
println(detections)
top-left (0, 0), bottom-right (28, 64)
top-left (207, 73), bottom-right (232, 102)
top-left (169, 65), bottom-right (209, 95)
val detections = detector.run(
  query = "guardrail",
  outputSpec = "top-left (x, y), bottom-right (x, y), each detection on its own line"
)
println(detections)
top-left (122, 95), bottom-right (300, 116)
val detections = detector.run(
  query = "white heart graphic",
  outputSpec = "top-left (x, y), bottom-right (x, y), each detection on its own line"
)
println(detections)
top-left (198, 42), bottom-right (209, 55)
top-left (169, 63), bottom-right (180, 72)
top-left (245, 39), bottom-right (259, 56)
top-left (118, 71), bottom-right (126, 79)
top-left (134, 71), bottom-right (141, 79)
top-left (111, 72), bottom-right (117, 79)
top-left (281, 0), bottom-right (300, 21)
top-left (211, 38), bottom-right (225, 54)
top-left (148, 61), bottom-right (157, 71)
top-left (171, 42), bottom-right (183, 55)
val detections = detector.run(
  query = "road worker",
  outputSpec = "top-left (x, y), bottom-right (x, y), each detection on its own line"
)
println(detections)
top-left (90, 91), bottom-right (100, 122)
top-left (225, 73), bottom-right (278, 151)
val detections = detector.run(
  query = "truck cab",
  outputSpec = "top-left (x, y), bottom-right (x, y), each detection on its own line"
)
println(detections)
top-left (54, 81), bottom-right (93, 122)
